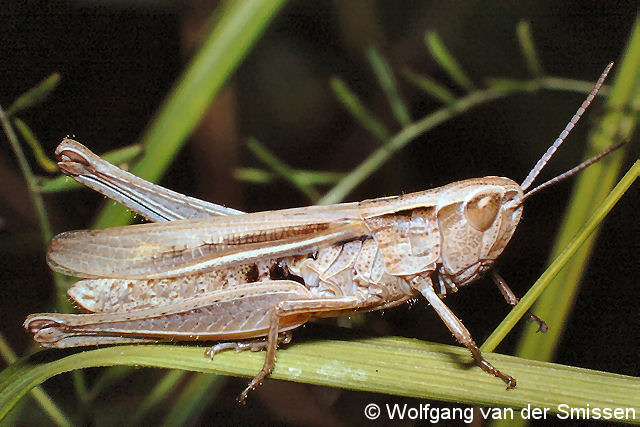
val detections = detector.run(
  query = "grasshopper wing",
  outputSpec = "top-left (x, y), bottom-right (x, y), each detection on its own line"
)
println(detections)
top-left (48, 203), bottom-right (369, 279)
top-left (56, 138), bottom-right (244, 221)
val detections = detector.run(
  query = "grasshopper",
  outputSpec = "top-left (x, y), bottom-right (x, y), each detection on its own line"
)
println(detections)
top-left (25, 63), bottom-right (621, 402)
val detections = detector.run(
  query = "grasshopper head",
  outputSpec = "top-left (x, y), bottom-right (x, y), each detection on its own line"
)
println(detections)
top-left (472, 177), bottom-right (524, 261)
top-left (434, 177), bottom-right (524, 290)
top-left (445, 176), bottom-right (524, 255)
top-left (436, 62), bottom-right (620, 293)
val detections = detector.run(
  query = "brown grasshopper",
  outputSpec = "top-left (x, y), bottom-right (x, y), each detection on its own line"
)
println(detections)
top-left (25, 63), bottom-right (621, 402)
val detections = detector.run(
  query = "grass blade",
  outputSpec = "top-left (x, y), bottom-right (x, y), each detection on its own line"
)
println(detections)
top-left (6, 73), bottom-right (61, 117)
top-left (516, 21), bottom-right (545, 78)
top-left (128, 370), bottom-right (185, 425)
top-left (0, 106), bottom-right (52, 243)
top-left (482, 159), bottom-right (639, 353)
top-left (92, 0), bottom-right (288, 229)
top-left (425, 31), bottom-right (475, 91)
top-left (319, 73), bottom-right (618, 205)
top-left (162, 374), bottom-right (224, 426)
top-left (402, 68), bottom-right (456, 105)
top-left (319, 86), bottom-right (512, 204)
top-left (330, 77), bottom-right (391, 142)
top-left (0, 340), bottom-right (638, 422)
top-left (247, 138), bottom-right (320, 202)
top-left (0, 105), bottom-right (74, 313)
top-left (234, 168), bottom-right (345, 185)
top-left (13, 119), bottom-right (57, 173)
top-left (367, 47), bottom-right (412, 126)
top-left (514, 16), bottom-right (640, 364)
top-left (0, 333), bottom-right (72, 427)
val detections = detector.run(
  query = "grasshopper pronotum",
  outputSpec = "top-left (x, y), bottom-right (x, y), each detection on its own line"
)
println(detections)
top-left (25, 63), bottom-right (622, 402)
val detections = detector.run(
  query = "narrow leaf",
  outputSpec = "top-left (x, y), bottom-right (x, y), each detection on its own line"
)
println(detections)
top-left (1, 340), bottom-right (638, 422)
top-left (129, 370), bottom-right (186, 425)
top-left (13, 118), bottom-right (57, 173)
top-left (163, 374), bottom-right (224, 426)
top-left (233, 167), bottom-right (273, 183)
top-left (330, 77), bottom-right (391, 142)
top-left (367, 47), bottom-right (412, 126)
top-left (516, 21), bottom-right (545, 78)
top-left (482, 159), bottom-right (639, 352)
top-left (402, 68), bottom-right (456, 105)
top-left (0, 333), bottom-right (72, 427)
top-left (92, 0), bottom-right (288, 228)
top-left (247, 138), bottom-right (319, 201)
top-left (514, 16), bottom-right (640, 364)
top-left (425, 31), bottom-right (475, 91)
top-left (6, 73), bottom-right (61, 117)
top-left (485, 77), bottom-right (539, 93)
top-left (234, 167), bottom-right (346, 185)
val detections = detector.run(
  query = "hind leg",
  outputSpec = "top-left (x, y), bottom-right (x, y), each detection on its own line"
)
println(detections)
top-left (238, 296), bottom-right (360, 403)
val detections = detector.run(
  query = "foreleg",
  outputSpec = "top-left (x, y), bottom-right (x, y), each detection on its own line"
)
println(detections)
top-left (411, 275), bottom-right (516, 388)
top-left (491, 271), bottom-right (547, 333)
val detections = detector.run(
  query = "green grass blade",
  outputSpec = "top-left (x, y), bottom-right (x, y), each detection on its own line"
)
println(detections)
top-left (13, 119), bottom-right (57, 173)
top-left (366, 47), bottom-right (412, 126)
top-left (402, 68), bottom-right (456, 105)
top-left (247, 138), bottom-right (320, 202)
top-left (425, 31), bottom-right (475, 91)
top-left (6, 73), bottom-right (61, 117)
top-left (514, 15), bottom-right (640, 364)
top-left (0, 106), bottom-right (52, 244)
top-left (92, 0), bottom-right (288, 229)
top-left (516, 21), bottom-right (545, 78)
top-left (485, 77), bottom-right (540, 93)
top-left (234, 168), bottom-right (345, 186)
top-left (0, 340), bottom-right (638, 423)
top-left (330, 77), bottom-right (392, 142)
top-left (0, 334), bottom-right (72, 427)
top-left (128, 370), bottom-right (185, 425)
top-left (58, 0), bottom-right (289, 408)
top-left (482, 159), bottom-right (639, 353)
top-left (162, 374), bottom-right (224, 426)
top-left (541, 76), bottom-right (611, 95)
top-left (319, 72), bottom-right (620, 206)
top-left (233, 167), bottom-right (274, 184)
top-left (319, 86), bottom-right (515, 205)
top-left (486, 76), bottom-right (610, 98)
top-left (85, 366), bottom-right (133, 402)
top-left (3, 76), bottom-right (89, 422)
top-left (0, 105), bottom-right (74, 313)
top-left (288, 170), bottom-right (347, 185)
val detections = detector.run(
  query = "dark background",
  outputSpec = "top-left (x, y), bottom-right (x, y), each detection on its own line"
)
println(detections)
top-left (1, 1), bottom-right (637, 425)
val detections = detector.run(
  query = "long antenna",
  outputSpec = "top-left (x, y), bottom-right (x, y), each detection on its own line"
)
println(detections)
top-left (520, 62), bottom-right (614, 191)
top-left (519, 140), bottom-right (626, 203)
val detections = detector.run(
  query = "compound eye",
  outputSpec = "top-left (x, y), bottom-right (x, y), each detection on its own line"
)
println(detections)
top-left (465, 192), bottom-right (501, 231)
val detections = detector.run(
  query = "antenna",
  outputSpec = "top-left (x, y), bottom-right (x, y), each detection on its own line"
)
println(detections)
top-left (519, 140), bottom-right (626, 203)
top-left (520, 62), bottom-right (614, 192)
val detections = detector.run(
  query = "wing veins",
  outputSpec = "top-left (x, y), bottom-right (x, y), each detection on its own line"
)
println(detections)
top-left (48, 204), bottom-right (366, 279)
